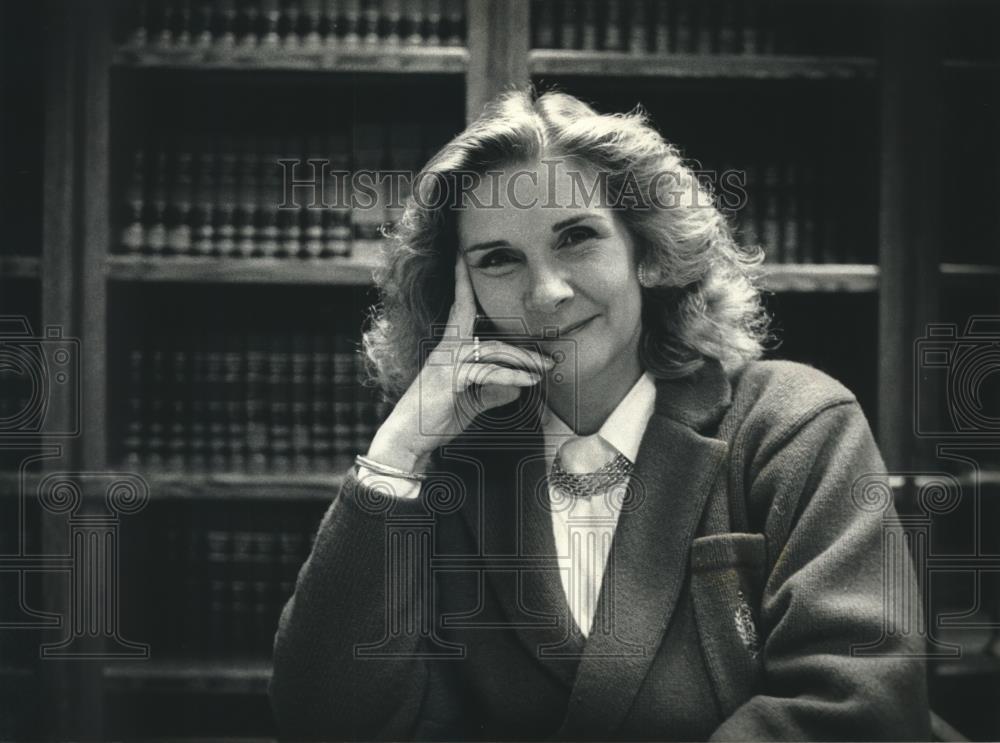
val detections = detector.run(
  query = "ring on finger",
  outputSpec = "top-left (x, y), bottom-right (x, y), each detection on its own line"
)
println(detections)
top-left (473, 335), bottom-right (481, 362)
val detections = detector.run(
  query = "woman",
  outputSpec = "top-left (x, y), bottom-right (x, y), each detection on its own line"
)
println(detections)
top-left (269, 91), bottom-right (930, 741)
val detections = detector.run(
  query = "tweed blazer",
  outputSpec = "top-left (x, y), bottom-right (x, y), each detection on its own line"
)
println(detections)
top-left (269, 359), bottom-right (931, 741)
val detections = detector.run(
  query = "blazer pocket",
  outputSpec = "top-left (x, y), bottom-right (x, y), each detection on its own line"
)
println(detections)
top-left (689, 532), bottom-right (767, 719)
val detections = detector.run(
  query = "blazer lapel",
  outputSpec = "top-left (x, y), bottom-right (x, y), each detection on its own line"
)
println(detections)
top-left (451, 405), bottom-right (583, 688)
top-left (556, 360), bottom-right (733, 738)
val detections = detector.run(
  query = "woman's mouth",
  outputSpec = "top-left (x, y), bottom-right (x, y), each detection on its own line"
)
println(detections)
top-left (560, 315), bottom-right (597, 335)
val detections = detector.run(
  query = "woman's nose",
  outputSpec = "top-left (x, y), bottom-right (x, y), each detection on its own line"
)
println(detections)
top-left (524, 265), bottom-right (574, 314)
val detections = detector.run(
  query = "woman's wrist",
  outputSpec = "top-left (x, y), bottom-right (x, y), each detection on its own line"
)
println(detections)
top-left (365, 426), bottom-right (431, 475)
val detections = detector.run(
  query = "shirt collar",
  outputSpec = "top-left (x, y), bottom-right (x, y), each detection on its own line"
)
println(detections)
top-left (541, 371), bottom-right (658, 462)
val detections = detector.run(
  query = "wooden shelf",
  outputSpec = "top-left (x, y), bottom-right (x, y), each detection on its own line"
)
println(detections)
top-left (758, 263), bottom-right (879, 293)
top-left (943, 58), bottom-right (1000, 73)
top-left (940, 263), bottom-right (1000, 281)
top-left (529, 50), bottom-right (878, 80)
top-left (113, 43), bottom-right (468, 74)
top-left (0, 255), bottom-right (41, 279)
top-left (103, 658), bottom-right (271, 694)
top-left (106, 252), bottom-right (382, 285)
top-left (141, 472), bottom-right (346, 500)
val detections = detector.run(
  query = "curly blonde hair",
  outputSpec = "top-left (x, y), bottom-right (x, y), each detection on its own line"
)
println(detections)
top-left (363, 89), bottom-right (769, 400)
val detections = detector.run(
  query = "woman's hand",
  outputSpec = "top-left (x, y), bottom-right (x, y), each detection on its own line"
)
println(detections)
top-left (365, 252), bottom-right (555, 474)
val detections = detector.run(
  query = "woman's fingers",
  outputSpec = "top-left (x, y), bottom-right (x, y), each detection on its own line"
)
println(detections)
top-left (448, 251), bottom-right (478, 339)
top-left (455, 362), bottom-right (541, 391)
top-left (466, 384), bottom-right (522, 411)
top-left (467, 341), bottom-right (556, 376)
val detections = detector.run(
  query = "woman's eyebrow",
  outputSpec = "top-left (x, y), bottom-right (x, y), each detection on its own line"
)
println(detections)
top-left (461, 240), bottom-right (509, 255)
top-left (551, 214), bottom-right (602, 232)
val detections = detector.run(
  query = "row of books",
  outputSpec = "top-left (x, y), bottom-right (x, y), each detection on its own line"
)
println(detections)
top-left (531, 0), bottom-right (874, 57)
top-left (145, 508), bottom-right (320, 658)
top-left (122, 0), bottom-right (466, 50)
top-left (724, 159), bottom-right (871, 265)
top-left (121, 504), bottom-right (325, 658)
top-left (117, 127), bottom-right (439, 258)
top-left (117, 332), bottom-right (391, 474)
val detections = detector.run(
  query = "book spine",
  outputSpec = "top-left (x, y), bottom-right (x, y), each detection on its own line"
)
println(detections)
top-left (129, 0), bottom-right (150, 47)
top-left (424, 0), bottom-right (442, 45)
top-left (800, 161), bottom-right (819, 264)
top-left (310, 332), bottom-right (334, 471)
top-left (302, 0), bottom-right (324, 46)
top-left (206, 332), bottom-right (229, 471)
top-left (268, 335), bottom-right (293, 474)
top-left (718, 0), bottom-right (738, 54)
top-left (216, 0), bottom-right (239, 48)
top-left (257, 141), bottom-right (283, 258)
top-left (166, 345), bottom-right (189, 470)
top-left (214, 144), bottom-right (239, 258)
top-left (121, 149), bottom-right (147, 254)
top-left (260, 0), bottom-right (282, 47)
top-left (230, 525), bottom-right (255, 656)
top-left (207, 528), bottom-right (231, 657)
top-left (341, 0), bottom-right (362, 44)
top-left (252, 531), bottom-right (278, 655)
top-left (352, 123), bottom-right (387, 243)
top-left (322, 0), bottom-right (340, 45)
top-left (781, 160), bottom-right (799, 264)
top-left (361, 0), bottom-right (381, 43)
top-left (628, 0), bottom-right (648, 55)
top-left (147, 348), bottom-right (167, 471)
top-left (235, 145), bottom-right (260, 257)
top-left (246, 332), bottom-right (270, 475)
top-left (384, 0), bottom-right (403, 44)
top-left (283, 0), bottom-right (303, 48)
top-left (189, 339), bottom-right (209, 473)
top-left (443, 0), bottom-right (463, 45)
top-left (302, 138), bottom-right (326, 258)
top-left (652, 0), bottom-right (670, 54)
top-left (331, 333), bottom-right (354, 468)
top-left (192, 0), bottom-right (214, 46)
top-left (182, 510), bottom-right (205, 655)
top-left (559, 0), bottom-right (577, 50)
top-left (533, 0), bottom-right (555, 48)
top-left (290, 333), bottom-right (313, 471)
top-left (146, 146), bottom-right (169, 256)
top-left (167, 147), bottom-right (194, 255)
top-left (191, 147), bottom-right (216, 256)
top-left (123, 349), bottom-right (145, 469)
top-left (761, 162), bottom-right (781, 263)
top-left (603, 0), bottom-right (623, 51)
top-left (225, 333), bottom-right (247, 473)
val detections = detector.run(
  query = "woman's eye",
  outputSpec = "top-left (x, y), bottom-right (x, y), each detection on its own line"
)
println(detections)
top-left (559, 226), bottom-right (597, 247)
top-left (477, 251), bottom-right (517, 269)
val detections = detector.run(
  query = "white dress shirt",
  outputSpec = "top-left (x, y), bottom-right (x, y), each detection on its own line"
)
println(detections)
top-left (540, 371), bottom-right (657, 637)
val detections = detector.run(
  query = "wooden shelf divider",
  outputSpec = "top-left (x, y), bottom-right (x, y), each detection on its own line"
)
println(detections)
top-left (758, 263), bottom-right (879, 293)
top-left (113, 45), bottom-right (468, 74)
top-left (529, 50), bottom-right (878, 80)
top-left (106, 252), bottom-right (382, 285)
top-left (103, 659), bottom-right (271, 695)
top-left (0, 255), bottom-right (42, 279)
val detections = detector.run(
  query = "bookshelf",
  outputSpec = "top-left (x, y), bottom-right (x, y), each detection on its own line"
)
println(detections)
top-left (106, 252), bottom-right (383, 284)
top-left (7, 0), bottom-right (1000, 739)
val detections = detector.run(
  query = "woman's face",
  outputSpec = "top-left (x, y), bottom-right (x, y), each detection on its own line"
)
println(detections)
top-left (455, 157), bottom-right (644, 386)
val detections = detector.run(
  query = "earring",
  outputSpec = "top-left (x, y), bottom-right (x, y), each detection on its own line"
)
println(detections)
top-left (637, 263), bottom-right (655, 288)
